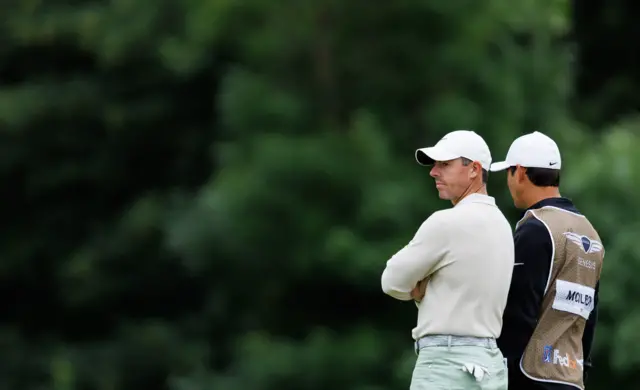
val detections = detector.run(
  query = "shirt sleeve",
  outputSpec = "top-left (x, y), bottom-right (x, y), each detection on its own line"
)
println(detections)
top-left (380, 212), bottom-right (450, 301)
top-left (582, 279), bottom-right (599, 381)
top-left (499, 217), bottom-right (553, 358)
top-left (582, 243), bottom-right (603, 380)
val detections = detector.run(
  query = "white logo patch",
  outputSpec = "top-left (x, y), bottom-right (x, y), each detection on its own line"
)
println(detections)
top-left (552, 280), bottom-right (595, 320)
top-left (564, 232), bottom-right (603, 254)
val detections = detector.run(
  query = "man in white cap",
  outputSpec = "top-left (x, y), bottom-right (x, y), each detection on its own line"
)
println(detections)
top-left (381, 130), bottom-right (514, 389)
top-left (490, 131), bottom-right (604, 390)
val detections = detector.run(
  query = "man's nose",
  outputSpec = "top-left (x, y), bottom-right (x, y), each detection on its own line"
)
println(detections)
top-left (430, 166), bottom-right (439, 178)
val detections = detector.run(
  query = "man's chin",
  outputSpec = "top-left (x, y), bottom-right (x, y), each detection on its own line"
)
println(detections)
top-left (436, 190), bottom-right (451, 200)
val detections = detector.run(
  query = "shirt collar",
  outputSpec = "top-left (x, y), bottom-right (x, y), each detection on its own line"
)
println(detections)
top-left (526, 197), bottom-right (580, 214)
top-left (455, 193), bottom-right (496, 207)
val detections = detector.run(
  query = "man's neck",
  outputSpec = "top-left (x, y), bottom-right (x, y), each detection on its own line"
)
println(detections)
top-left (523, 188), bottom-right (562, 209)
top-left (452, 183), bottom-right (487, 206)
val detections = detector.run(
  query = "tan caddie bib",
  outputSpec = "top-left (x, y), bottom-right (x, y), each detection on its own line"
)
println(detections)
top-left (518, 207), bottom-right (604, 389)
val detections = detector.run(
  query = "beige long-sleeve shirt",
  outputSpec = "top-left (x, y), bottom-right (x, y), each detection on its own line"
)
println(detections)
top-left (381, 193), bottom-right (514, 340)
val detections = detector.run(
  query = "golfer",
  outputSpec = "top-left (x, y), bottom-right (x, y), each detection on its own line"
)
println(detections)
top-left (381, 130), bottom-right (514, 389)
top-left (490, 131), bottom-right (604, 390)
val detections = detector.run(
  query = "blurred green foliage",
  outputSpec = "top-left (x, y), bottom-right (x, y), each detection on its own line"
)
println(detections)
top-left (1, 0), bottom-right (639, 389)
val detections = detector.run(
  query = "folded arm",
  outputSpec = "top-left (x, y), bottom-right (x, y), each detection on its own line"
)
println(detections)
top-left (380, 212), bottom-right (449, 301)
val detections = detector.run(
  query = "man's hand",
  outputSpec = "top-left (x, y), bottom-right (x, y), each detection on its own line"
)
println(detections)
top-left (411, 278), bottom-right (429, 302)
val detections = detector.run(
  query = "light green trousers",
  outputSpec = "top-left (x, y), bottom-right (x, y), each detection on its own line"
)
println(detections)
top-left (410, 345), bottom-right (508, 390)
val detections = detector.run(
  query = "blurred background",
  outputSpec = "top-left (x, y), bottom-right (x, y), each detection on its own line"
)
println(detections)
top-left (1, 1), bottom-right (638, 389)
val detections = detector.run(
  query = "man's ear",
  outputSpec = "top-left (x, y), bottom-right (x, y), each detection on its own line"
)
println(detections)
top-left (468, 163), bottom-right (477, 179)
top-left (516, 165), bottom-right (526, 183)
top-left (470, 161), bottom-right (481, 179)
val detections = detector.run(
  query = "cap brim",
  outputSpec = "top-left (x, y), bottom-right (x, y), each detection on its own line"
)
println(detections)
top-left (415, 146), bottom-right (460, 166)
top-left (489, 161), bottom-right (510, 172)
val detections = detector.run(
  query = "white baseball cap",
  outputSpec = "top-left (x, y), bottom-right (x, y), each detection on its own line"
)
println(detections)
top-left (415, 130), bottom-right (492, 170)
top-left (489, 131), bottom-right (561, 172)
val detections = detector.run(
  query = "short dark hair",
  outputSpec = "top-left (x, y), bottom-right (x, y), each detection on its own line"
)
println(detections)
top-left (461, 157), bottom-right (488, 184)
top-left (508, 166), bottom-right (560, 187)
